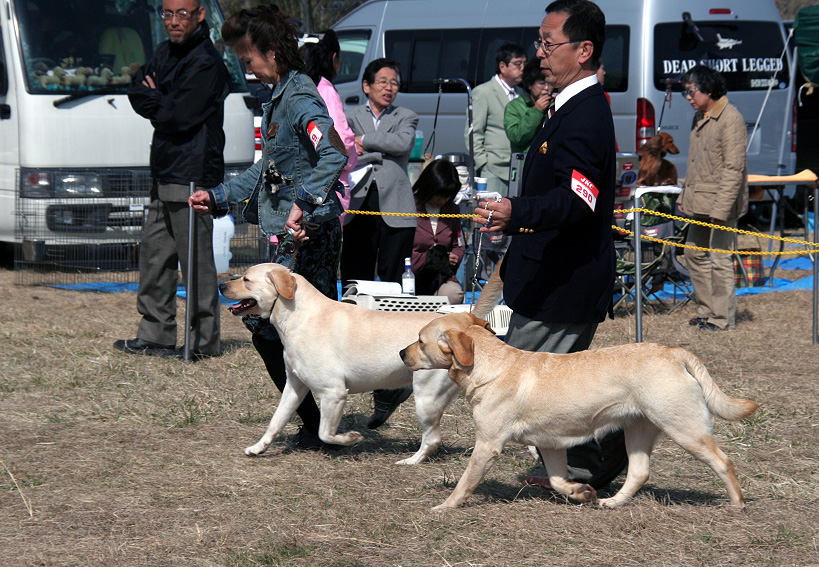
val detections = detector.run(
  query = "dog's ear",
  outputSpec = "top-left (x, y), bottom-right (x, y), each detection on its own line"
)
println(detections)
top-left (468, 313), bottom-right (495, 334)
top-left (267, 268), bottom-right (296, 300)
top-left (445, 330), bottom-right (474, 368)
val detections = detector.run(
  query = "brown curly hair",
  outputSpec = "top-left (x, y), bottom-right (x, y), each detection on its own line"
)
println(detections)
top-left (221, 4), bottom-right (304, 76)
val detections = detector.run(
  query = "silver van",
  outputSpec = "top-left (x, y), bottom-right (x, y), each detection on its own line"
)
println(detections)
top-left (331, 0), bottom-right (795, 178)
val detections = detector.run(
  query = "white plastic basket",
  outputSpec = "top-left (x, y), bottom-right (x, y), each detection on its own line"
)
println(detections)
top-left (340, 294), bottom-right (450, 312)
top-left (436, 303), bottom-right (512, 337)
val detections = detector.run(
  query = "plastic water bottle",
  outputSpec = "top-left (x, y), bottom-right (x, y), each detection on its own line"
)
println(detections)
top-left (212, 214), bottom-right (234, 274)
top-left (401, 257), bottom-right (416, 295)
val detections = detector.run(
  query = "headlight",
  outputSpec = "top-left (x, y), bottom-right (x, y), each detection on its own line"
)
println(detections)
top-left (20, 170), bottom-right (103, 198)
top-left (56, 173), bottom-right (102, 197)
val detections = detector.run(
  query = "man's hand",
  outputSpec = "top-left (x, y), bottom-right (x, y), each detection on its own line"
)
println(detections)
top-left (354, 135), bottom-right (365, 156)
top-left (189, 190), bottom-right (212, 214)
top-left (142, 74), bottom-right (157, 89)
top-left (474, 197), bottom-right (511, 233)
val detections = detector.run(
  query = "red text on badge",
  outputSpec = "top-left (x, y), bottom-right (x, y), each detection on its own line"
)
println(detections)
top-left (571, 169), bottom-right (598, 211)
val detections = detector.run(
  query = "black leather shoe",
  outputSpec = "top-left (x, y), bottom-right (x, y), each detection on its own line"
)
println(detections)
top-left (286, 427), bottom-right (344, 452)
top-left (367, 386), bottom-right (413, 429)
top-left (689, 317), bottom-right (707, 326)
top-left (174, 348), bottom-right (216, 362)
top-left (587, 431), bottom-right (629, 490)
top-left (113, 338), bottom-right (175, 355)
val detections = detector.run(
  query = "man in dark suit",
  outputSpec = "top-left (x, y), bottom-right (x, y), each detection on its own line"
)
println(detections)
top-left (474, 0), bottom-right (625, 491)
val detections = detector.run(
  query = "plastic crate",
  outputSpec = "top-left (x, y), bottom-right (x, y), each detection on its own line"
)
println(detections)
top-left (340, 294), bottom-right (450, 312)
top-left (436, 304), bottom-right (513, 337)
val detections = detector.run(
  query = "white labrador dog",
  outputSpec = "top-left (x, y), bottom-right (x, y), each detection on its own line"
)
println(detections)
top-left (401, 312), bottom-right (759, 510)
top-left (220, 263), bottom-right (499, 465)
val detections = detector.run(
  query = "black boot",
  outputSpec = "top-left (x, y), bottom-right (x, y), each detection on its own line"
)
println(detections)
top-left (252, 333), bottom-right (325, 448)
top-left (586, 430), bottom-right (628, 490)
top-left (367, 386), bottom-right (413, 429)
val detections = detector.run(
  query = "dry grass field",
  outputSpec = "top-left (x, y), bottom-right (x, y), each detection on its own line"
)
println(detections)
top-left (1, 264), bottom-right (818, 567)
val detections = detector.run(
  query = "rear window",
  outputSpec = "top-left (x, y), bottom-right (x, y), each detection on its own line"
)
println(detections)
top-left (654, 21), bottom-right (789, 92)
top-left (385, 25), bottom-right (629, 93)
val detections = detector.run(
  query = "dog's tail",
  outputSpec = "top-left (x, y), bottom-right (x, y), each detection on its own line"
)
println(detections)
top-left (471, 258), bottom-right (504, 320)
top-left (682, 349), bottom-right (759, 421)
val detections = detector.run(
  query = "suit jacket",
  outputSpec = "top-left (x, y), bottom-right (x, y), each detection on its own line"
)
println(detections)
top-left (501, 83), bottom-right (616, 324)
top-left (345, 104), bottom-right (419, 228)
top-left (466, 77), bottom-right (523, 181)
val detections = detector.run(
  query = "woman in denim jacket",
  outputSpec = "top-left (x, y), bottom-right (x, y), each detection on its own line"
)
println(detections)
top-left (190, 5), bottom-right (348, 450)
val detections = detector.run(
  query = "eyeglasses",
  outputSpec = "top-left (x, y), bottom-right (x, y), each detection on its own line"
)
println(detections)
top-left (158, 7), bottom-right (200, 21)
top-left (682, 86), bottom-right (700, 98)
top-left (534, 38), bottom-right (581, 54)
top-left (507, 59), bottom-right (526, 68)
top-left (372, 78), bottom-right (400, 89)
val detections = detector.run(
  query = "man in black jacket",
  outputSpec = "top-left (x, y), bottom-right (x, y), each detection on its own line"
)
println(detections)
top-left (115, 0), bottom-right (228, 358)
top-left (473, 0), bottom-right (626, 491)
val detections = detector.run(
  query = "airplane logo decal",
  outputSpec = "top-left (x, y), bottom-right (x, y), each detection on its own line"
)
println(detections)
top-left (716, 34), bottom-right (743, 50)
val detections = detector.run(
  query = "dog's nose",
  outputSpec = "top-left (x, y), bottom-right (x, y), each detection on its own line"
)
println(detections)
top-left (399, 348), bottom-right (406, 361)
top-left (218, 283), bottom-right (227, 293)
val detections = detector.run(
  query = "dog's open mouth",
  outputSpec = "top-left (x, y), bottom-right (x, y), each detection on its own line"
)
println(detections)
top-left (228, 299), bottom-right (257, 315)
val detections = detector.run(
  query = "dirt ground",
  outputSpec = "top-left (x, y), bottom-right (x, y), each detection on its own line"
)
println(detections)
top-left (1, 264), bottom-right (818, 567)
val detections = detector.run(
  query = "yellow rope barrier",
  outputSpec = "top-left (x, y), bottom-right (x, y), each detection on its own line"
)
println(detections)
top-left (344, 207), bottom-right (819, 256)
top-left (617, 208), bottom-right (819, 256)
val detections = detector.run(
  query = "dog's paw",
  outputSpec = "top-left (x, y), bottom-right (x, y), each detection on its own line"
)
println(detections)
top-left (244, 442), bottom-right (269, 456)
top-left (431, 503), bottom-right (453, 512)
top-left (597, 496), bottom-right (626, 509)
top-left (570, 484), bottom-right (597, 504)
top-left (341, 431), bottom-right (365, 445)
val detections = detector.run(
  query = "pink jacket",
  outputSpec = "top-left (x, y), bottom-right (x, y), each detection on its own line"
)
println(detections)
top-left (317, 77), bottom-right (357, 189)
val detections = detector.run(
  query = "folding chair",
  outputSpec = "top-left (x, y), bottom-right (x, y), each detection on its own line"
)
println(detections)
top-left (613, 189), bottom-right (694, 314)
top-left (613, 229), bottom-right (670, 313)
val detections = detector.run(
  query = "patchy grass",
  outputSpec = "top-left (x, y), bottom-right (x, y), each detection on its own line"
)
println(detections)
top-left (1, 266), bottom-right (819, 566)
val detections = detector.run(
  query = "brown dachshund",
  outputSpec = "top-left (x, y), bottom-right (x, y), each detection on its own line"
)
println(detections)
top-left (636, 132), bottom-right (680, 186)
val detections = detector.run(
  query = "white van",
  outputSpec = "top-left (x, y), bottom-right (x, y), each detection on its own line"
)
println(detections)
top-left (331, 0), bottom-right (795, 179)
top-left (0, 0), bottom-right (254, 265)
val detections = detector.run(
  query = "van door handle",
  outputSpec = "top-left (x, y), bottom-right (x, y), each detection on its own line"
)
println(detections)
top-left (0, 104), bottom-right (10, 120)
top-left (345, 96), bottom-right (359, 105)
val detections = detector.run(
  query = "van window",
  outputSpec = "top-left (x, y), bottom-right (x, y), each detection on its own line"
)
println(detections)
top-left (386, 27), bottom-right (537, 92)
top-left (13, 0), bottom-right (245, 95)
top-left (601, 25), bottom-right (629, 93)
top-left (384, 25), bottom-right (629, 94)
top-left (654, 21), bottom-right (789, 91)
top-left (336, 30), bottom-right (372, 84)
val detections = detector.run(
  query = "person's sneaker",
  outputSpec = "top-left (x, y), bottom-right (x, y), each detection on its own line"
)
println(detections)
top-left (689, 317), bottom-right (707, 326)
top-left (698, 321), bottom-right (722, 331)
top-left (113, 338), bottom-right (175, 355)
top-left (367, 386), bottom-right (413, 429)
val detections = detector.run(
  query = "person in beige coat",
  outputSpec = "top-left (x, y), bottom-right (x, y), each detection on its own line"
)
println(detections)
top-left (678, 65), bottom-right (748, 331)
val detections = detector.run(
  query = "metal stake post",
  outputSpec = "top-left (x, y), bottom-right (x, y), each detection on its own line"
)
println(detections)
top-left (814, 183), bottom-right (818, 345)
top-left (433, 77), bottom-right (477, 292)
top-left (184, 181), bottom-right (195, 362)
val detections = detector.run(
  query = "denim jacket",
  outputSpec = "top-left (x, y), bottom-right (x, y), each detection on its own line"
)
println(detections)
top-left (209, 70), bottom-right (347, 235)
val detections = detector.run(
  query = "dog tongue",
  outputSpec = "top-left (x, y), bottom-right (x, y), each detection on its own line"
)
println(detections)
top-left (228, 299), bottom-right (256, 315)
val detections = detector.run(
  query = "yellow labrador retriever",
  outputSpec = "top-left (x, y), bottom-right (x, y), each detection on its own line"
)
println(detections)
top-left (220, 263), bottom-right (499, 464)
top-left (400, 312), bottom-right (759, 510)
